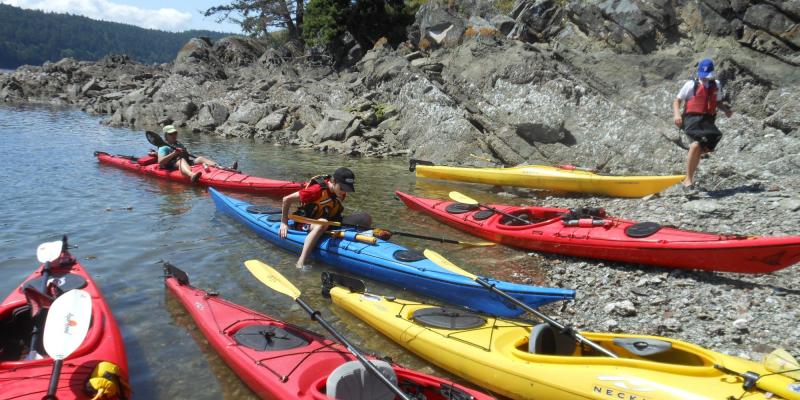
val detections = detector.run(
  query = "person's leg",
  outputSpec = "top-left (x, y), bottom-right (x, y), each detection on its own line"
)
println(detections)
top-left (684, 142), bottom-right (701, 187)
top-left (177, 158), bottom-right (201, 183)
top-left (297, 220), bottom-right (327, 269)
top-left (193, 156), bottom-right (219, 167)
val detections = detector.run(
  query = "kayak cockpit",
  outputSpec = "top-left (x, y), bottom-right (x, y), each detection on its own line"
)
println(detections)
top-left (511, 329), bottom-right (720, 374)
top-left (0, 303), bottom-right (38, 362)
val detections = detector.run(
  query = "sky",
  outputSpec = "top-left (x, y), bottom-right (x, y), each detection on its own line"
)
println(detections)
top-left (1, 0), bottom-right (244, 33)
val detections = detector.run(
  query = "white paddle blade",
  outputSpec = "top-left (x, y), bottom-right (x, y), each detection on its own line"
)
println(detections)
top-left (37, 240), bottom-right (63, 263)
top-left (764, 349), bottom-right (800, 380)
top-left (43, 289), bottom-right (92, 360)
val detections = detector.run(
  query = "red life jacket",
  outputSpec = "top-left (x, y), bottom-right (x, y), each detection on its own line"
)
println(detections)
top-left (683, 79), bottom-right (718, 116)
top-left (296, 176), bottom-right (344, 221)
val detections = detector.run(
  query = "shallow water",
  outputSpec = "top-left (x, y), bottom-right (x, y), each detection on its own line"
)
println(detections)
top-left (0, 104), bottom-right (547, 398)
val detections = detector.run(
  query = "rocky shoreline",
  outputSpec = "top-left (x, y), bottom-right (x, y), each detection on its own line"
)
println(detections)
top-left (1, 0), bottom-right (798, 361)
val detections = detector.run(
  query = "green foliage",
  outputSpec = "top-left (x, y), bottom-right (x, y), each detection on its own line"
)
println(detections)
top-left (204, 0), bottom-right (305, 40)
top-left (494, 0), bottom-right (515, 14)
top-left (0, 4), bottom-right (230, 68)
top-left (347, 0), bottom-right (416, 48)
top-left (302, 0), bottom-right (349, 47)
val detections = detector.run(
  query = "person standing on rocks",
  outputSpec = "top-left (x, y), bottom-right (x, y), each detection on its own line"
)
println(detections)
top-left (672, 59), bottom-right (733, 189)
top-left (157, 125), bottom-right (221, 183)
top-left (278, 167), bottom-right (356, 270)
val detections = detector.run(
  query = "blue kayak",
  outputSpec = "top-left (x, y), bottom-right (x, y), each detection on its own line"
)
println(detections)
top-left (209, 188), bottom-right (575, 317)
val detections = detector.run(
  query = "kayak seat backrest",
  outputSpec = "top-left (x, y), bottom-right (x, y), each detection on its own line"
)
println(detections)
top-left (612, 338), bottom-right (672, 357)
top-left (528, 324), bottom-right (576, 356)
top-left (326, 360), bottom-right (397, 400)
top-left (0, 305), bottom-right (34, 361)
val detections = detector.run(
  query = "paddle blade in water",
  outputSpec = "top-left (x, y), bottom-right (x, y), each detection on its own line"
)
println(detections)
top-left (448, 191), bottom-right (479, 206)
top-left (764, 349), bottom-right (800, 380)
top-left (43, 289), bottom-right (92, 360)
top-left (244, 260), bottom-right (301, 300)
top-left (37, 240), bottom-right (63, 263)
top-left (423, 249), bottom-right (478, 280)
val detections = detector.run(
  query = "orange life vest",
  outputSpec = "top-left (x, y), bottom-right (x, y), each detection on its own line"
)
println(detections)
top-left (296, 176), bottom-right (344, 221)
top-left (683, 79), bottom-right (718, 116)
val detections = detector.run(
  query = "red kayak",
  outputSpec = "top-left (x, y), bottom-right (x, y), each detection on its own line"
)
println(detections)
top-left (164, 264), bottom-right (494, 400)
top-left (396, 191), bottom-right (800, 274)
top-left (95, 151), bottom-right (302, 197)
top-left (0, 237), bottom-right (129, 399)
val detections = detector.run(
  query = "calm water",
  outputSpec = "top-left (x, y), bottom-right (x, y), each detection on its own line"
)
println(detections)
top-left (0, 104), bottom-right (544, 398)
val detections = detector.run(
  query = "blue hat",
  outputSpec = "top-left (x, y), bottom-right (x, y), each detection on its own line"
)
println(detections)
top-left (697, 59), bottom-right (714, 78)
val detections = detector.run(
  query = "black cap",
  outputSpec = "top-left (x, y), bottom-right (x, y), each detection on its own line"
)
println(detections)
top-left (333, 167), bottom-right (355, 192)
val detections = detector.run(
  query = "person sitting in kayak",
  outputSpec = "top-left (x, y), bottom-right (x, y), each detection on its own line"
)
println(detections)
top-left (279, 167), bottom-right (356, 269)
top-left (157, 125), bottom-right (221, 183)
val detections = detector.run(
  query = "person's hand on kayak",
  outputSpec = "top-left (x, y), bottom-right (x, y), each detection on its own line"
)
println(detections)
top-left (673, 115), bottom-right (683, 127)
top-left (279, 222), bottom-right (288, 239)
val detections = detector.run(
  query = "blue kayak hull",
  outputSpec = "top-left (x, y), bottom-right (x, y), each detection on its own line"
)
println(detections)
top-left (209, 188), bottom-right (575, 317)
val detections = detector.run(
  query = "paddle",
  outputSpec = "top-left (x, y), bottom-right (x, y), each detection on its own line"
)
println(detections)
top-left (244, 260), bottom-right (412, 400)
top-left (145, 131), bottom-right (239, 172)
top-left (423, 249), bottom-right (618, 358)
top-left (42, 289), bottom-right (93, 400)
top-left (26, 240), bottom-right (64, 361)
top-left (289, 215), bottom-right (495, 247)
top-left (448, 191), bottom-right (531, 225)
top-left (764, 348), bottom-right (800, 380)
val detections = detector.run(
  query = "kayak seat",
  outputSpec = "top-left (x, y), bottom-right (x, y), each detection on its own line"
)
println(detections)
top-left (326, 360), bottom-right (397, 400)
top-left (528, 324), bottom-right (576, 356)
top-left (445, 203), bottom-right (479, 214)
top-left (0, 305), bottom-right (34, 361)
top-left (612, 338), bottom-right (672, 357)
top-left (625, 222), bottom-right (662, 238)
top-left (500, 212), bottom-right (543, 226)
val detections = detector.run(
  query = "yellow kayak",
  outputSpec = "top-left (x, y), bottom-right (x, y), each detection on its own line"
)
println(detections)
top-left (410, 160), bottom-right (685, 198)
top-left (329, 286), bottom-right (800, 400)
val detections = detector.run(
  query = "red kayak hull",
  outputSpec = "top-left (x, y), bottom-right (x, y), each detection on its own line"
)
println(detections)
top-left (0, 249), bottom-right (128, 400)
top-left (96, 151), bottom-right (302, 197)
top-left (164, 266), bottom-right (494, 400)
top-left (396, 191), bottom-right (800, 274)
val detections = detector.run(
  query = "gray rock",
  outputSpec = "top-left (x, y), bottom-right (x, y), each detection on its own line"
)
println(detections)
top-left (212, 36), bottom-right (266, 66)
top-left (229, 102), bottom-right (269, 125)
top-left (779, 198), bottom-right (800, 212)
top-left (603, 300), bottom-right (637, 317)
top-left (682, 199), bottom-right (721, 214)
top-left (491, 15), bottom-right (516, 36)
top-left (311, 109), bottom-right (357, 143)
top-left (515, 122), bottom-right (565, 144)
top-left (414, 1), bottom-right (466, 48)
top-left (101, 91), bottom-right (125, 100)
top-left (256, 107), bottom-right (288, 131)
top-left (197, 102), bottom-right (229, 128)
top-left (743, 4), bottom-right (799, 47)
top-left (81, 79), bottom-right (101, 94)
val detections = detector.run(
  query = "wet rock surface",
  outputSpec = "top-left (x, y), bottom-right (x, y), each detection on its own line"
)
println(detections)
top-left (1, 0), bottom-right (798, 359)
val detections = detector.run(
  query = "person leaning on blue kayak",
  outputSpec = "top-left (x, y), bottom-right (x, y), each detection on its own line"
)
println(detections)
top-left (157, 125), bottom-right (221, 183)
top-left (672, 59), bottom-right (733, 190)
top-left (279, 167), bottom-right (356, 270)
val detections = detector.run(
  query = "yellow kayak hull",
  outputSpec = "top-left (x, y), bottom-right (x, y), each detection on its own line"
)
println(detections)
top-left (330, 287), bottom-right (799, 400)
top-left (414, 164), bottom-right (685, 198)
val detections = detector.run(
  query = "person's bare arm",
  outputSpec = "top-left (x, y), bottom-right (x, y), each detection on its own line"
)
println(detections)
top-left (157, 149), bottom-right (181, 167)
top-left (672, 98), bottom-right (683, 127)
top-left (279, 192), bottom-right (301, 239)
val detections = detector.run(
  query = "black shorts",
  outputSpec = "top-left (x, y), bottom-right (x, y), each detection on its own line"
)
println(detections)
top-left (683, 114), bottom-right (722, 152)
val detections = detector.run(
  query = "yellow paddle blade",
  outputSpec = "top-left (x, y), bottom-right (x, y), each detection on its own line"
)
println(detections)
top-left (448, 191), bottom-right (479, 205)
top-left (462, 241), bottom-right (497, 247)
top-left (764, 348), bottom-right (800, 380)
top-left (423, 249), bottom-right (477, 280)
top-left (289, 215), bottom-right (342, 227)
top-left (244, 260), bottom-right (301, 300)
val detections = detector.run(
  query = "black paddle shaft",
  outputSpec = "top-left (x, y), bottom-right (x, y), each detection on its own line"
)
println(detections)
top-left (481, 204), bottom-right (531, 225)
top-left (294, 298), bottom-right (412, 400)
top-left (474, 277), bottom-right (618, 358)
top-left (334, 221), bottom-right (464, 245)
top-left (44, 359), bottom-right (63, 399)
top-left (145, 131), bottom-right (197, 159)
